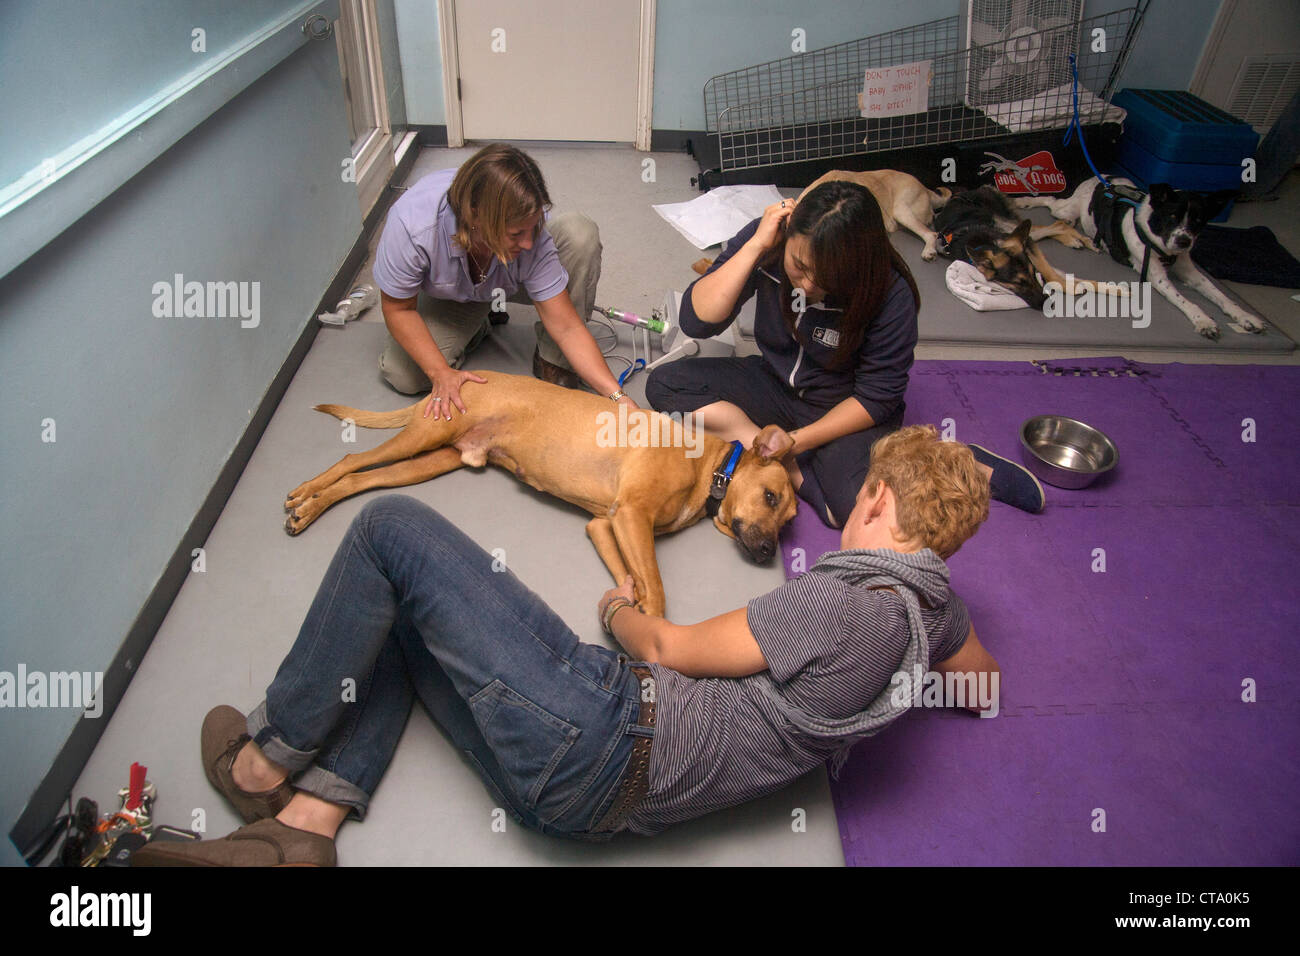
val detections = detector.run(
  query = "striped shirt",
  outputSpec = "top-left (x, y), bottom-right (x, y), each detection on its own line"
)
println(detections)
top-left (623, 568), bottom-right (971, 835)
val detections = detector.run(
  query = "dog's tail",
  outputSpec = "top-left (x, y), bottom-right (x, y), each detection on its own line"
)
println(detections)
top-left (313, 403), bottom-right (415, 429)
top-left (929, 186), bottom-right (952, 210)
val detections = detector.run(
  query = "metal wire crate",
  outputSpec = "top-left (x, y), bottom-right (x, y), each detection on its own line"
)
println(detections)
top-left (703, 2), bottom-right (1148, 177)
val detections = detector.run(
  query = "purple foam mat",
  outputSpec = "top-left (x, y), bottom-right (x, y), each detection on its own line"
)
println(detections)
top-left (781, 357), bottom-right (1300, 865)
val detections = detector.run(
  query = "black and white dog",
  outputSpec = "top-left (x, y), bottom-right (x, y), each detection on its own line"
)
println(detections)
top-left (1017, 177), bottom-right (1268, 339)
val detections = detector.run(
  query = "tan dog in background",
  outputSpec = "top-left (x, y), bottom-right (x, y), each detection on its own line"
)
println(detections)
top-left (799, 169), bottom-right (953, 260)
top-left (284, 372), bottom-right (798, 617)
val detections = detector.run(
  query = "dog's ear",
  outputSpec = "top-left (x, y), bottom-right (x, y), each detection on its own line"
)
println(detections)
top-left (1200, 190), bottom-right (1238, 220)
top-left (1149, 182), bottom-right (1176, 204)
top-left (995, 219), bottom-right (1032, 254)
top-left (751, 424), bottom-right (791, 464)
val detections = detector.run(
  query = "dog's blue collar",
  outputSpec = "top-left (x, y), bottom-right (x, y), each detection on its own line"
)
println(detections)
top-left (706, 441), bottom-right (744, 518)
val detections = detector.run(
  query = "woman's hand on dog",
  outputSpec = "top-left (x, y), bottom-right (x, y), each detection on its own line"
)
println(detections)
top-left (599, 574), bottom-right (638, 620)
top-left (424, 368), bottom-right (488, 420)
top-left (748, 200), bottom-right (796, 254)
top-left (754, 423), bottom-right (797, 461)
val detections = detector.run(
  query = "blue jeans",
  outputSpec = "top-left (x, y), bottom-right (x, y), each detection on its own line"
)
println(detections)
top-left (245, 495), bottom-right (649, 842)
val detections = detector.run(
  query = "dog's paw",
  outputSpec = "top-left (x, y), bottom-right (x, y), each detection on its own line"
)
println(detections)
top-left (285, 486), bottom-right (322, 513)
top-left (284, 504), bottom-right (319, 536)
top-left (1231, 313), bottom-right (1268, 334)
top-left (921, 249), bottom-right (937, 261)
top-left (1195, 319), bottom-right (1222, 340)
top-left (286, 482), bottom-right (314, 508)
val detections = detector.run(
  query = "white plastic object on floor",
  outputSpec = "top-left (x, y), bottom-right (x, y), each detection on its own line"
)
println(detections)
top-left (645, 291), bottom-right (741, 373)
top-left (317, 284), bottom-right (378, 326)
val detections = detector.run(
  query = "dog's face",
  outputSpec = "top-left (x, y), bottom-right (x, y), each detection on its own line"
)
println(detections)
top-left (968, 219), bottom-right (1048, 309)
top-left (1144, 184), bottom-right (1236, 255)
top-left (712, 448), bottom-right (798, 564)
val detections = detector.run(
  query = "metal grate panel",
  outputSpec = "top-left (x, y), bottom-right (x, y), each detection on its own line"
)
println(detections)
top-left (703, 4), bottom-right (1147, 175)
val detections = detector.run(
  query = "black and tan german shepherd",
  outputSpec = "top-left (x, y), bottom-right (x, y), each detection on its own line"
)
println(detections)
top-left (933, 186), bottom-right (1122, 309)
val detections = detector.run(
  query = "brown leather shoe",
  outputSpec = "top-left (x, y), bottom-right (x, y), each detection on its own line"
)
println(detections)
top-left (131, 819), bottom-right (336, 867)
top-left (202, 705), bottom-right (293, 824)
top-left (532, 347), bottom-right (590, 391)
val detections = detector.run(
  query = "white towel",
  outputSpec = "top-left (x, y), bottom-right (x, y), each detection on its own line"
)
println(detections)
top-left (945, 260), bottom-right (1031, 311)
top-left (977, 83), bottom-right (1126, 134)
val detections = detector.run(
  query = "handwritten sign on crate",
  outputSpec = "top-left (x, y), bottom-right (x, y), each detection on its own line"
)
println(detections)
top-left (859, 60), bottom-right (931, 118)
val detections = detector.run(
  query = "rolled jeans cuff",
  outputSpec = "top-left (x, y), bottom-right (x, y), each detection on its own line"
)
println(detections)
top-left (247, 701), bottom-right (372, 820)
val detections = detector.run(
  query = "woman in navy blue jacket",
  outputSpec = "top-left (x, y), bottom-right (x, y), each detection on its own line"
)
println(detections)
top-left (647, 180), bottom-right (924, 528)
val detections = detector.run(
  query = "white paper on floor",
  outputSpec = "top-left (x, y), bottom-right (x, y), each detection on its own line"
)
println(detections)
top-left (652, 184), bottom-right (786, 249)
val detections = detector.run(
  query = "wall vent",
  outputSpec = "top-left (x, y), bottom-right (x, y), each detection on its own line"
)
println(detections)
top-left (1227, 53), bottom-right (1300, 133)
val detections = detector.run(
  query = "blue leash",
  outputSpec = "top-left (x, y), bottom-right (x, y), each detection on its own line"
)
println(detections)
top-left (1063, 53), bottom-right (1160, 277)
top-left (1063, 53), bottom-right (1115, 189)
top-left (618, 358), bottom-right (645, 388)
top-left (1062, 53), bottom-right (1141, 210)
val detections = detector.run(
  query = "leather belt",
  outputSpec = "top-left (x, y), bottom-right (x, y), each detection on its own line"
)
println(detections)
top-left (590, 664), bottom-right (656, 833)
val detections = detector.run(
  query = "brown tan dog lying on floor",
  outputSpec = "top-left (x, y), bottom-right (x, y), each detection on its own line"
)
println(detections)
top-left (799, 168), bottom-right (953, 261)
top-left (284, 372), bottom-right (798, 617)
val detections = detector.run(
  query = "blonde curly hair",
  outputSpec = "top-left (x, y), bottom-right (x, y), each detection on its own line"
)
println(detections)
top-left (862, 424), bottom-right (990, 559)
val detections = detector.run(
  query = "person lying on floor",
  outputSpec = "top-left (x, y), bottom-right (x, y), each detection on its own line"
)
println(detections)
top-left (132, 424), bottom-right (998, 866)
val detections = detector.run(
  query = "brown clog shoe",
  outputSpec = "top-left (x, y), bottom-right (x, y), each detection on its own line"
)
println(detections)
top-left (202, 705), bottom-right (293, 823)
top-left (131, 819), bottom-right (336, 867)
top-left (532, 347), bottom-right (590, 392)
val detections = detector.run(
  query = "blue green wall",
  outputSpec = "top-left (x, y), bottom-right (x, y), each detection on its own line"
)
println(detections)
top-left (0, 15), bottom-right (360, 866)
top-left (385, 1), bottom-right (1221, 133)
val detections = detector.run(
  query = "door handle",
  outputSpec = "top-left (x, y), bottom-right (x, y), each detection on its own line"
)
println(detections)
top-left (302, 14), bottom-right (333, 40)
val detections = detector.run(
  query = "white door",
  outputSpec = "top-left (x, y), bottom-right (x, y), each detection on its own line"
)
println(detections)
top-left (451, 0), bottom-right (642, 142)
top-left (1191, 0), bottom-right (1300, 134)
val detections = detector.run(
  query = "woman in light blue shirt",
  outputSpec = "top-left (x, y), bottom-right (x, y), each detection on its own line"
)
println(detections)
top-left (373, 143), bottom-right (635, 418)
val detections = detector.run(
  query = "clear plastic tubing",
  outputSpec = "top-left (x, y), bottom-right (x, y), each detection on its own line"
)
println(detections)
top-left (595, 305), bottom-right (665, 334)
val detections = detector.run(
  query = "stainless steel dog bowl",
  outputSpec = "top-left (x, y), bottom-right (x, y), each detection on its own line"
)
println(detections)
top-left (1019, 416), bottom-right (1118, 489)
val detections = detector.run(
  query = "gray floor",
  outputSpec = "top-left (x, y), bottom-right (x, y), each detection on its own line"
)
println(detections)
top-left (69, 146), bottom-right (1300, 866)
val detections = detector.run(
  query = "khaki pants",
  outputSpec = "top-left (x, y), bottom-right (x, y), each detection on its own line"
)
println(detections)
top-left (378, 212), bottom-right (602, 395)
